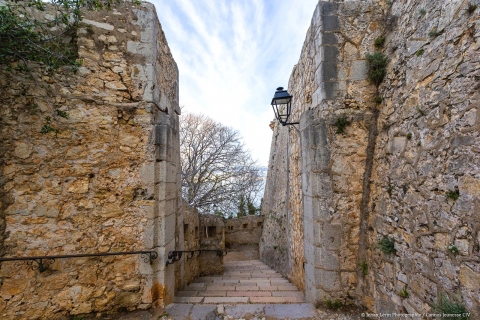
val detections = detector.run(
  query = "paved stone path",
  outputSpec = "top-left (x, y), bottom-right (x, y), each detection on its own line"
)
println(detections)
top-left (174, 260), bottom-right (306, 304)
top-left (164, 303), bottom-right (319, 320)
top-left (165, 259), bottom-right (322, 319)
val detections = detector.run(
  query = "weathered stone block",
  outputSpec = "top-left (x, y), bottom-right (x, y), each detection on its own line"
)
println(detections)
top-left (459, 266), bottom-right (480, 290)
top-left (460, 175), bottom-right (480, 197)
top-left (156, 161), bottom-right (178, 184)
top-left (451, 134), bottom-right (475, 147)
top-left (321, 16), bottom-right (340, 31)
top-left (454, 239), bottom-right (469, 255)
top-left (316, 269), bottom-right (340, 291)
top-left (315, 247), bottom-right (339, 270)
top-left (323, 56), bottom-right (337, 82)
top-left (322, 33), bottom-right (338, 45)
top-left (321, 224), bottom-right (342, 250)
top-left (350, 60), bottom-right (367, 80)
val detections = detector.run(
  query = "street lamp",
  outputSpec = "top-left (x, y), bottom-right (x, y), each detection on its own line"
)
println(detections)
top-left (271, 87), bottom-right (298, 126)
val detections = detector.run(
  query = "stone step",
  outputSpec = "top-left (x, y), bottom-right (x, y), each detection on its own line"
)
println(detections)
top-left (175, 259), bottom-right (306, 305)
top-left (164, 303), bottom-right (319, 320)
top-left (164, 260), bottom-right (364, 319)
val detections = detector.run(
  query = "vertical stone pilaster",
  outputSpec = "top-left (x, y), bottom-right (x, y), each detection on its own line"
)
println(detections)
top-left (301, 111), bottom-right (343, 302)
top-left (153, 113), bottom-right (181, 306)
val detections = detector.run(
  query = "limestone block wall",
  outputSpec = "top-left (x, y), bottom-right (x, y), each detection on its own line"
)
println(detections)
top-left (199, 214), bottom-right (225, 276)
top-left (175, 199), bottom-right (200, 293)
top-left (225, 215), bottom-right (264, 247)
top-left (364, 0), bottom-right (480, 316)
top-left (260, 121), bottom-right (292, 282)
top-left (0, 2), bottom-right (180, 318)
top-left (262, 0), bottom-right (480, 317)
top-left (261, 0), bottom-right (384, 300)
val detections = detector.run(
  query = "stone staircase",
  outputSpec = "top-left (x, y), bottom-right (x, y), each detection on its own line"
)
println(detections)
top-left (165, 259), bottom-right (319, 319)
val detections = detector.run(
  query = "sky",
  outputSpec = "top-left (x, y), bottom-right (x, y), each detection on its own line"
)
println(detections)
top-left (151, 0), bottom-right (319, 166)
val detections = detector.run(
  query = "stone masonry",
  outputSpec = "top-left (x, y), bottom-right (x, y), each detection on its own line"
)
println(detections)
top-left (225, 215), bottom-right (264, 247)
top-left (174, 199), bottom-right (200, 294)
top-left (261, 0), bottom-right (480, 317)
top-left (198, 214), bottom-right (225, 276)
top-left (0, 3), bottom-right (182, 318)
top-left (261, 0), bottom-right (384, 302)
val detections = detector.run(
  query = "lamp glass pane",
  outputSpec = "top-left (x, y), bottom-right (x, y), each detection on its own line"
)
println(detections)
top-left (274, 98), bottom-right (290, 104)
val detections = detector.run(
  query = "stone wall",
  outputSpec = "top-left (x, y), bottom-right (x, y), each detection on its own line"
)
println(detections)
top-left (198, 214), bottom-right (225, 276)
top-left (0, 2), bottom-right (181, 318)
top-left (365, 0), bottom-right (480, 316)
top-left (225, 215), bottom-right (264, 247)
top-left (260, 121), bottom-right (305, 291)
top-left (262, 0), bottom-right (480, 317)
top-left (261, 0), bottom-right (384, 300)
top-left (174, 199), bottom-right (200, 293)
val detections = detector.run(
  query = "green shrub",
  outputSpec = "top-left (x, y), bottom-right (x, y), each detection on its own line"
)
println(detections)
top-left (467, 3), bottom-right (477, 14)
top-left (419, 8), bottom-right (426, 17)
top-left (446, 189), bottom-right (460, 200)
top-left (366, 52), bottom-right (388, 87)
top-left (334, 117), bottom-right (351, 134)
top-left (359, 261), bottom-right (368, 276)
top-left (448, 244), bottom-right (459, 255)
top-left (377, 236), bottom-right (396, 254)
top-left (387, 184), bottom-right (394, 196)
top-left (429, 28), bottom-right (441, 38)
top-left (399, 286), bottom-right (409, 298)
top-left (374, 35), bottom-right (386, 48)
top-left (326, 298), bottom-right (343, 310)
top-left (406, 133), bottom-right (412, 140)
top-left (416, 48), bottom-right (424, 56)
top-left (433, 294), bottom-right (470, 320)
top-left (374, 96), bottom-right (383, 104)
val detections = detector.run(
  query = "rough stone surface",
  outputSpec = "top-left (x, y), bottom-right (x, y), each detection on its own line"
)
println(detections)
top-left (365, 0), bottom-right (480, 317)
top-left (261, 0), bottom-right (382, 303)
top-left (261, 0), bottom-right (480, 318)
top-left (175, 199), bottom-right (201, 294)
top-left (0, 2), bottom-right (181, 318)
top-left (225, 215), bottom-right (264, 247)
top-left (264, 303), bottom-right (318, 319)
top-left (198, 214), bottom-right (225, 276)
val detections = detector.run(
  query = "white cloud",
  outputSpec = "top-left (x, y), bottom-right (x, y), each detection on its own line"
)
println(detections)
top-left (151, 0), bottom-right (318, 166)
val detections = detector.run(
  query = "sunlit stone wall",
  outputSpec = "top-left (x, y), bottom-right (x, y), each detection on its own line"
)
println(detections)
top-left (0, 2), bottom-right (181, 318)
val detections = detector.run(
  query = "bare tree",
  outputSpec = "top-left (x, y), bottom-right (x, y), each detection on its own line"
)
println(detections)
top-left (180, 113), bottom-right (262, 215)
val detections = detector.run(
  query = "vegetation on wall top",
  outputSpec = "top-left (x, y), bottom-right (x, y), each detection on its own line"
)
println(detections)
top-left (0, 0), bottom-right (139, 133)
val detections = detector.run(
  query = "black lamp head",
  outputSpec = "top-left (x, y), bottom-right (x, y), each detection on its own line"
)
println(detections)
top-left (271, 87), bottom-right (293, 126)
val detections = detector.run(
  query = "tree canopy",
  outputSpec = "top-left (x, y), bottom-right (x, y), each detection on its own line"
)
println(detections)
top-left (180, 113), bottom-right (263, 217)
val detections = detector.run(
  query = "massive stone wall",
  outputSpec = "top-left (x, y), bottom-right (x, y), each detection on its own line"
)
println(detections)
top-left (365, 0), bottom-right (480, 316)
top-left (262, 0), bottom-right (479, 317)
top-left (198, 214), bottom-right (225, 276)
top-left (261, 0), bottom-right (384, 299)
top-left (174, 199), bottom-right (200, 293)
top-left (260, 119), bottom-right (305, 291)
top-left (225, 215), bottom-right (264, 247)
top-left (0, 2), bottom-right (181, 318)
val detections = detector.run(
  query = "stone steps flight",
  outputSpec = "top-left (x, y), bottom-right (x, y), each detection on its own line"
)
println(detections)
top-left (166, 259), bottom-right (319, 319)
